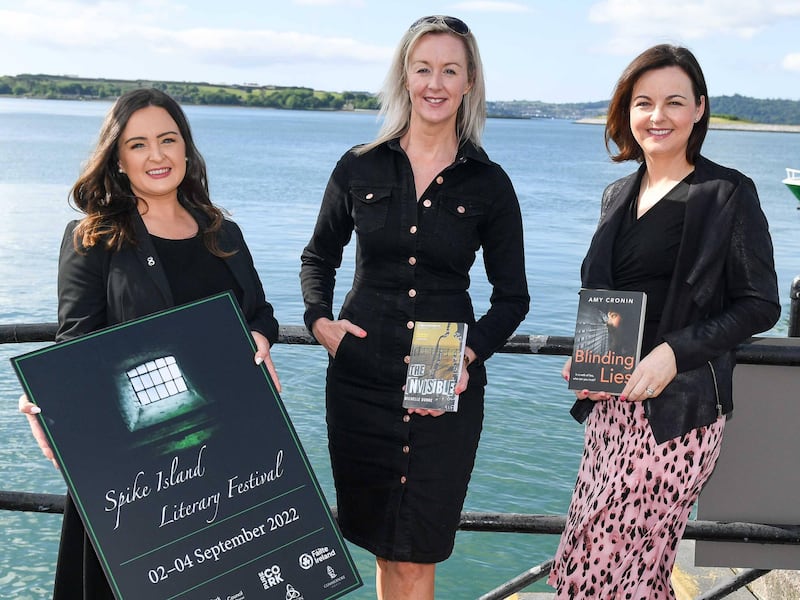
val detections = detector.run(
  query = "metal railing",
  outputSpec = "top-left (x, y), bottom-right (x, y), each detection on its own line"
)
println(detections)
top-left (3, 318), bottom-right (800, 599)
top-left (790, 275), bottom-right (800, 337)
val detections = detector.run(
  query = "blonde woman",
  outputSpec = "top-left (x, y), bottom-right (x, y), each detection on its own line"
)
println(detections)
top-left (300, 15), bottom-right (529, 600)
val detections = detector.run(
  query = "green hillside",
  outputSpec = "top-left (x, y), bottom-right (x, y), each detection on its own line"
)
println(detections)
top-left (0, 74), bottom-right (379, 111)
top-left (2, 74), bottom-right (800, 125)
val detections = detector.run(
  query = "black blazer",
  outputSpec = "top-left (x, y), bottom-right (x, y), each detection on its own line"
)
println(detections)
top-left (571, 155), bottom-right (780, 443)
top-left (57, 207), bottom-right (278, 344)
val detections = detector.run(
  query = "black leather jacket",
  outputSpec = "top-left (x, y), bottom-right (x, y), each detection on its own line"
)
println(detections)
top-left (571, 156), bottom-right (780, 443)
top-left (57, 206), bottom-right (278, 344)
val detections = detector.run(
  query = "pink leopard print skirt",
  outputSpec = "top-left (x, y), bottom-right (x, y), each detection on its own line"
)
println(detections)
top-left (548, 399), bottom-right (725, 600)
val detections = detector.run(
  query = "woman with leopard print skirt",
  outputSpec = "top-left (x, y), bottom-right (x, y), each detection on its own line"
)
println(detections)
top-left (548, 45), bottom-right (780, 599)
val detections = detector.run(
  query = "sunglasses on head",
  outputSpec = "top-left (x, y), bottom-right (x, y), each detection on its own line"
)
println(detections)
top-left (409, 15), bottom-right (470, 35)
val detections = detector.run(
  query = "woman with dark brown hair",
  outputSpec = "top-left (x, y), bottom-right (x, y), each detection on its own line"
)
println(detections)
top-left (549, 45), bottom-right (779, 599)
top-left (20, 88), bottom-right (280, 599)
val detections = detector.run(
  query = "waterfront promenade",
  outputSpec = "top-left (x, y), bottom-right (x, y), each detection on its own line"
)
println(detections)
top-left (2, 101), bottom-right (799, 599)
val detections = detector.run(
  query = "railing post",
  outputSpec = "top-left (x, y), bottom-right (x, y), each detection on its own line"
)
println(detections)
top-left (789, 275), bottom-right (800, 337)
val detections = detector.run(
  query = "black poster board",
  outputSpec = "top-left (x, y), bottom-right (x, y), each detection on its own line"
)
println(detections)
top-left (12, 293), bottom-right (361, 599)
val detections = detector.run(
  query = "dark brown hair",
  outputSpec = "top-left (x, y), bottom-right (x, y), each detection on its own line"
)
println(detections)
top-left (605, 44), bottom-right (709, 163)
top-left (71, 88), bottom-right (229, 255)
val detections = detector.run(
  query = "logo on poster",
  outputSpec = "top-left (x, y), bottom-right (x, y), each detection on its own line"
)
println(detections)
top-left (298, 553), bottom-right (314, 570)
top-left (285, 583), bottom-right (304, 599)
top-left (258, 565), bottom-right (283, 590)
top-left (323, 565), bottom-right (346, 590)
top-left (299, 546), bottom-right (337, 570)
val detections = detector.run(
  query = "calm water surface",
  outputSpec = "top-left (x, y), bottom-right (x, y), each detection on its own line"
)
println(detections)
top-left (1, 98), bottom-right (798, 598)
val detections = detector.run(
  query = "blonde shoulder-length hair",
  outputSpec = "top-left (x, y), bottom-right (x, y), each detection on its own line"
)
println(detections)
top-left (354, 17), bottom-right (486, 156)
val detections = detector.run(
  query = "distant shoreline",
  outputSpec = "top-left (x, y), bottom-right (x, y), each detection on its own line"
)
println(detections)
top-left (574, 116), bottom-right (800, 134)
top-left (2, 95), bottom-right (799, 132)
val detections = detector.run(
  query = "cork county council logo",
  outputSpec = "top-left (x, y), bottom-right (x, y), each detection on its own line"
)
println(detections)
top-left (298, 553), bottom-right (314, 570)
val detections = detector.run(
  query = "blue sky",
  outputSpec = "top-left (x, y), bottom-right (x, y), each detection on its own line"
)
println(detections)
top-left (0, 0), bottom-right (798, 102)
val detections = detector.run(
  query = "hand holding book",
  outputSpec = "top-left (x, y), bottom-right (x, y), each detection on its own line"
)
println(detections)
top-left (568, 289), bottom-right (647, 396)
top-left (562, 358), bottom-right (614, 402)
top-left (403, 322), bottom-right (469, 413)
top-left (616, 341), bottom-right (677, 402)
top-left (406, 345), bottom-right (475, 416)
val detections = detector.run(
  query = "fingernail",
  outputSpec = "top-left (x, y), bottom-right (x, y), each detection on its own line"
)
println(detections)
top-left (30, 406), bottom-right (41, 414)
top-left (255, 356), bottom-right (264, 366)
top-left (619, 395), bottom-right (627, 401)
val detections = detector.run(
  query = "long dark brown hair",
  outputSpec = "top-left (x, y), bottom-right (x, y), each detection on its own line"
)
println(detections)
top-left (605, 44), bottom-right (710, 163)
top-left (71, 88), bottom-right (229, 255)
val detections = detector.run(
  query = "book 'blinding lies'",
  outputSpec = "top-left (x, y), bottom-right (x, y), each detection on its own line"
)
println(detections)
top-left (402, 321), bottom-right (468, 412)
top-left (568, 289), bottom-right (647, 395)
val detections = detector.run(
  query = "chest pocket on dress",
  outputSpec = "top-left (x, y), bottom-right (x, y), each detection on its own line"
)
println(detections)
top-left (434, 194), bottom-right (487, 248)
top-left (350, 186), bottom-right (391, 234)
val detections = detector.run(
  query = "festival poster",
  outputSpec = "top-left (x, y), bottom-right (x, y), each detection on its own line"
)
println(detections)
top-left (11, 292), bottom-right (361, 600)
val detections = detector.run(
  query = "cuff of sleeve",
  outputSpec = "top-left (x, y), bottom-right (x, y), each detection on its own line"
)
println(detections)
top-left (249, 322), bottom-right (279, 347)
top-left (660, 335), bottom-right (688, 372)
top-left (303, 307), bottom-right (334, 336)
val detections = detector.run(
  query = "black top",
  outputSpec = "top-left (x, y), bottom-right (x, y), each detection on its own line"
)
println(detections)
top-left (612, 176), bottom-right (690, 354)
top-left (150, 234), bottom-right (244, 307)
top-left (57, 210), bottom-right (278, 345)
top-left (575, 157), bottom-right (780, 442)
top-left (300, 138), bottom-right (530, 374)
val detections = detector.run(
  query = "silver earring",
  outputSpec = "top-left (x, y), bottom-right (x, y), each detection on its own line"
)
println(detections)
top-left (118, 167), bottom-right (124, 173)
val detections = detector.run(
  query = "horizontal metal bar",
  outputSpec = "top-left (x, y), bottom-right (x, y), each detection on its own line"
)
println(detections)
top-left (0, 490), bottom-right (65, 514)
top-left (477, 559), bottom-right (554, 600)
top-left (459, 511), bottom-right (800, 544)
top-left (2, 324), bottom-right (799, 365)
top-left (2, 492), bottom-right (798, 546)
top-left (459, 512), bottom-right (566, 534)
top-left (0, 323), bottom-right (58, 343)
top-left (696, 568), bottom-right (771, 600)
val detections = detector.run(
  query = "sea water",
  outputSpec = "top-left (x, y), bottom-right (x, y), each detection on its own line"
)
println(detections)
top-left (0, 98), bottom-right (798, 598)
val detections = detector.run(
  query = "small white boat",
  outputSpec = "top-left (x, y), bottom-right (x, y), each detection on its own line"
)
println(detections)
top-left (783, 168), bottom-right (800, 203)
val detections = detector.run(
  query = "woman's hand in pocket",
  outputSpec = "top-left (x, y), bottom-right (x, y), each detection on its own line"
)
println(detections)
top-left (311, 318), bottom-right (367, 357)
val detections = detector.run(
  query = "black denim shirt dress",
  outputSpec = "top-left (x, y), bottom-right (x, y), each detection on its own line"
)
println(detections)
top-left (300, 138), bottom-right (529, 562)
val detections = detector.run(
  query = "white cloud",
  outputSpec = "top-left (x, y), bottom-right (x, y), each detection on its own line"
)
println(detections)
top-left (783, 53), bottom-right (800, 72)
top-left (292, 0), bottom-right (366, 6)
top-left (451, 1), bottom-right (531, 13)
top-left (171, 28), bottom-right (390, 65)
top-left (0, 1), bottom-right (390, 66)
top-left (773, 1), bottom-right (800, 17)
top-left (588, 0), bottom-right (800, 53)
